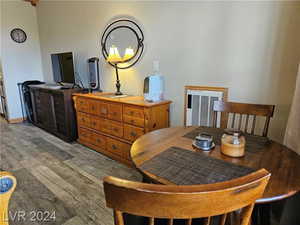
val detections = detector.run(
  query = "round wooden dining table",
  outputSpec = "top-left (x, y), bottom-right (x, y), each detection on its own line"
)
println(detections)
top-left (130, 126), bottom-right (300, 204)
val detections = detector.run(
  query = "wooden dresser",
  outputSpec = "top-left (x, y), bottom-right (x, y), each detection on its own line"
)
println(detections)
top-left (73, 93), bottom-right (172, 166)
top-left (29, 85), bottom-right (82, 142)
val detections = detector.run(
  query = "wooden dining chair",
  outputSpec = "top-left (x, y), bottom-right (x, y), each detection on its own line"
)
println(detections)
top-left (212, 101), bottom-right (275, 137)
top-left (184, 86), bottom-right (228, 128)
top-left (103, 169), bottom-right (270, 225)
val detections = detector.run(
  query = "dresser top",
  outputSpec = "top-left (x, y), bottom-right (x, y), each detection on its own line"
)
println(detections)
top-left (73, 92), bottom-right (172, 107)
top-left (28, 84), bottom-right (81, 93)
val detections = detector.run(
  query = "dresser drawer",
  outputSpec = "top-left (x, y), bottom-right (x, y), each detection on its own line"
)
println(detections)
top-left (76, 97), bottom-right (89, 113)
top-left (78, 127), bottom-right (91, 142)
top-left (124, 124), bottom-right (145, 142)
top-left (89, 100), bottom-right (108, 117)
top-left (101, 119), bottom-right (123, 137)
top-left (123, 115), bottom-right (144, 127)
top-left (108, 103), bottom-right (122, 122)
top-left (77, 112), bottom-right (90, 127)
top-left (88, 100), bottom-right (99, 115)
top-left (99, 102), bottom-right (108, 117)
top-left (89, 115), bottom-right (103, 131)
top-left (106, 137), bottom-right (131, 160)
top-left (90, 133), bottom-right (106, 149)
top-left (123, 105), bottom-right (144, 119)
top-left (110, 121), bottom-right (124, 137)
top-left (101, 119), bottom-right (111, 134)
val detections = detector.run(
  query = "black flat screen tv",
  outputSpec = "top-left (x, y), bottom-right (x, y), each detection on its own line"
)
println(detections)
top-left (51, 52), bottom-right (75, 84)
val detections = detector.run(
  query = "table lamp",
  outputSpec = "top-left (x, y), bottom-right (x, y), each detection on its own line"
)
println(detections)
top-left (107, 45), bottom-right (134, 95)
top-left (101, 19), bottom-right (144, 95)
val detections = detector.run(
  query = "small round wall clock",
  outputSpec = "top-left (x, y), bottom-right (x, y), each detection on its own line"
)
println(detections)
top-left (10, 28), bottom-right (27, 43)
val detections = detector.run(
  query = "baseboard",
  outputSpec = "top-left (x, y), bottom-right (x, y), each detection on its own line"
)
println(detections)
top-left (8, 117), bottom-right (26, 124)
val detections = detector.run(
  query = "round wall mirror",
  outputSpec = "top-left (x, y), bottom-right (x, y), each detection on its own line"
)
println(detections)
top-left (101, 19), bottom-right (144, 69)
top-left (104, 28), bottom-right (138, 59)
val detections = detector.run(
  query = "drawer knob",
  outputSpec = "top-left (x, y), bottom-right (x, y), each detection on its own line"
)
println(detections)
top-left (131, 119), bottom-right (135, 123)
top-left (91, 106), bottom-right (95, 110)
top-left (113, 112), bottom-right (117, 116)
top-left (97, 139), bottom-right (101, 143)
top-left (130, 131), bottom-right (137, 137)
top-left (130, 111), bottom-right (134, 115)
top-left (112, 144), bottom-right (117, 150)
top-left (92, 122), bottom-right (96, 126)
top-left (113, 128), bottom-right (118, 132)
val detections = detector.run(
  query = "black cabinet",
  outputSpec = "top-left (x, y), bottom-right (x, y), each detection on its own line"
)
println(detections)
top-left (29, 85), bottom-right (81, 142)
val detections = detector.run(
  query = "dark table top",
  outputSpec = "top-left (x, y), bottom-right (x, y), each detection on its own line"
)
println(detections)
top-left (131, 127), bottom-right (300, 203)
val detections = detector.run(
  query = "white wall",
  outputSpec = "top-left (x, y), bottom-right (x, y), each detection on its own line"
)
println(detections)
top-left (36, 1), bottom-right (300, 142)
top-left (1, 0), bottom-right (43, 120)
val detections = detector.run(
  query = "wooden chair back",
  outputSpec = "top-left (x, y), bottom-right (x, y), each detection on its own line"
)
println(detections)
top-left (103, 169), bottom-right (270, 225)
top-left (184, 86), bottom-right (228, 128)
top-left (213, 101), bottom-right (275, 137)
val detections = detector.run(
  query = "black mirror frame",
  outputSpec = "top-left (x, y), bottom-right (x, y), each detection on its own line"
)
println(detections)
top-left (101, 19), bottom-right (144, 70)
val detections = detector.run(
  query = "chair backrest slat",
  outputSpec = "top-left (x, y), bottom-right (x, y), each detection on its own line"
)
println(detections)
top-left (185, 218), bottom-right (192, 225)
top-left (263, 116), bottom-right (271, 137)
top-left (251, 115), bottom-right (256, 135)
top-left (149, 217), bottom-right (155, 225)
top-left (167, 218), bottom-right (173, 225)
top-left (114, 210), bottom-right (124, 225)
top-left (213, 101), bottom-right (275, 137)
top-left (231, 113), bottom-right (236, 128)
top-left (104, 169), bottom-right (270, 225)
top-left (219, 214), bottom-right (227, 225)
top-left (245, 114), bottom-right (250, 133)
top-left (238, 114), bottom-right (242, 130)
top-left (203, 217), bottom-right (211, 225)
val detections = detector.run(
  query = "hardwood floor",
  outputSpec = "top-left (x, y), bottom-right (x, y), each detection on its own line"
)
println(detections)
top-left (0, 119), bottom-right (142, 225)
